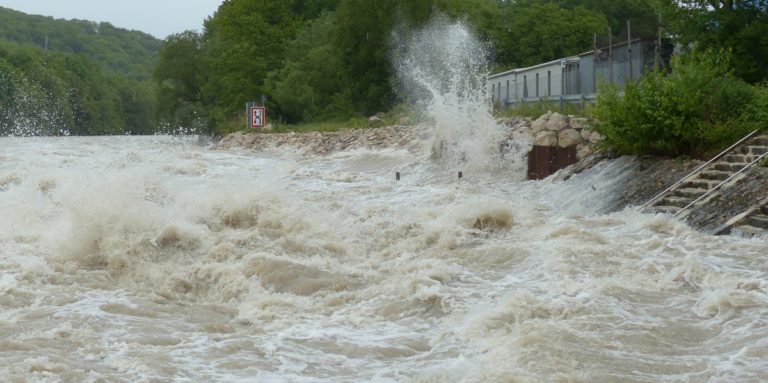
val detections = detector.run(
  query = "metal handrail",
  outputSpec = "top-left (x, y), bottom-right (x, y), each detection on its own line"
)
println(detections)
top-left (674, 149), bottom-right (768, 217)
top-left (637, 129), bottom-right (760, 211)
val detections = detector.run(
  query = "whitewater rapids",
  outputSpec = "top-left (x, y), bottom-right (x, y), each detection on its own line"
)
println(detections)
top-left (1, 135), bottom-right (767, 382)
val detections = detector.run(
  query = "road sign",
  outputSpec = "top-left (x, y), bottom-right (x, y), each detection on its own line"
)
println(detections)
top-left (250, 106), bottom-right (266, 128)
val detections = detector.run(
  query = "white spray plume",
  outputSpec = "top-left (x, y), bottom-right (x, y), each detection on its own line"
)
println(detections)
top-left (393, 15), bottom-right (507, 171)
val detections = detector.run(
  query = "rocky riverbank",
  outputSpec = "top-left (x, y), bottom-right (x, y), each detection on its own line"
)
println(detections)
top-left (215, 121), bottom-right (768, 235)
top-left (215, 125), bottom-right (427, 155)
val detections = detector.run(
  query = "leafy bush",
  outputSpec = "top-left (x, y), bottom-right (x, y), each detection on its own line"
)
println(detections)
top-left (590, 49), bottom-right (761, 158)
top-left (496, 99), bottom-right (586, 119)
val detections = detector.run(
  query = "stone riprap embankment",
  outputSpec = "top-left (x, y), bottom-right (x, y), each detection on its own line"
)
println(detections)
top-left (216, 112), bottom-right (604, 160)
top-left (498, 111), bottom-right (604, 161)
top-left (215, 125), bottom-right (425, 155)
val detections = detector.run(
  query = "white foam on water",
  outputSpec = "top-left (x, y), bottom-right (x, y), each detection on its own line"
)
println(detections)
top-left (1, 19), bottom-right (767, 383)
top-left (1, 134), bottom-right (767, 382)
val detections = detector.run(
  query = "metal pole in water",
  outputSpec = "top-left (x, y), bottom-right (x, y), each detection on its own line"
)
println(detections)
top-left (396, 172), bottom-right (400, 181)
top-left (458, 171), bottom-right (463, 179)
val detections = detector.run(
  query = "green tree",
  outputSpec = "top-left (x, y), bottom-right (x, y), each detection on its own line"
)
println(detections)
top-left (154, 31), bottom-right (207, 132)
top-left (201, 0), bottom-right (305, 130)
top-left (495, 2), bottom-right (609, 68)
top-left (660, 0), bottom-right (768, 83)
top-left (0, 6), bottom-right (160, 135)
top-left (591, 49), bottom-right (760, 157)
top-left (266, 12), bottom-right (350, 123)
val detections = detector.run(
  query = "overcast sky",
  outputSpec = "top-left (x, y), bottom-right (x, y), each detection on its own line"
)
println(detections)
top-left (0, 0), bottom-right (224, 39)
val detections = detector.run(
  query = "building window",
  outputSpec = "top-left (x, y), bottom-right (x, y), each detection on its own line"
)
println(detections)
top-left (547, 70), bottom-right (551, 96)
top-left (523, 75), bottom-right (528, 98)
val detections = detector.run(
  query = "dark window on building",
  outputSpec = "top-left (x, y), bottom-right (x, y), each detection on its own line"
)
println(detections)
top-left (547, 71), bottom-right (551, 96)
top-left (523, 75), bottom-right (528, 98)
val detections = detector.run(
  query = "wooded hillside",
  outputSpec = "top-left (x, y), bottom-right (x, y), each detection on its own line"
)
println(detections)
top-left (0, 6), bottom-right (160, 135)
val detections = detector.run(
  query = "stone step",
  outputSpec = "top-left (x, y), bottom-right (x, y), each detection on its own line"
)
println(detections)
top-left (659, 196), bottom-right (694, 209)
top-left (731, 224), bottom-right (767, 238)
top-left (686, 179), bottom-right (721, 190)
top-left (739, 145), bottom-right (768, 156)
top-left (713, 162), bottom-right (749, 172)
top-left (723, 153), bottom-right (753, 163)
top-left (671, 187), bottom-right (708, 199)
top-left (698, 170), bottom-right (731, 181)
top-left (747, 214), bottom-right (768, 229)
top-left (749, 136), bottom-right (768, 146)
top-left (651, 205), bottom-right (681, 215)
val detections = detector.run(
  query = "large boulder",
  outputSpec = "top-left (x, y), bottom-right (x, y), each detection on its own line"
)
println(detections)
top-left (588, 131), bottom-right (604, 144)
top-left (531, 114), bottom-right (549, 134)
top-left (534, 131), bottom-right (558, 146)
top-left (570, 117), bottom-right (588, 130)
top-left (368, 116), bottom-right (385, 128)
top-left (558, 128), bottom-right (582, 148)
top-left (546, 112), bottom-right (569, 131)
top-left (576, 143), bottom-right (592, 161)
top-left (581, 128), bottom-right (592, 141)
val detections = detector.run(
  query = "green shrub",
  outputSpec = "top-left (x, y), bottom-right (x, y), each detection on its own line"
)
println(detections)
top-left (590, 49), bottom-right (759, 158)
top-left (496, 99), bottom-right (585, 119)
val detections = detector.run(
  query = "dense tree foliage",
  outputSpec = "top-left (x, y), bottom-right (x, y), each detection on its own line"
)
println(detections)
top-left (495, 2), bottom-right (609, 68)
top-left (2, 0), bottom-right (765, 139)
top-left (153, 0), bottom-right (675, 135)
top-left (658, 0), bottom-right (768, 83)
top-left (592, 49), bottom-right (766, 157)
top-left (590, 1), bottom-right (768, 157)
top-left (0, 7), bottom-right (160, 135)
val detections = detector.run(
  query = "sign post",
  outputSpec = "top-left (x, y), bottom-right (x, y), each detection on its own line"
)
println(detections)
top-left (246, 101), bottom-right (266, 129)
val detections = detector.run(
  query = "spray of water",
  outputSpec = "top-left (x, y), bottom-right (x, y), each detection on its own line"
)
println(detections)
top-left (393, 15), bottom-right (508, 171)
top-left (0, 72), bottom-right (71, 137)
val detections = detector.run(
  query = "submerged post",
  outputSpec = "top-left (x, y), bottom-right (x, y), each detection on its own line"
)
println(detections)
top-left (396, 172), bottom-right (400, 181)
top-left (458, 171), bottom-right (463, 179)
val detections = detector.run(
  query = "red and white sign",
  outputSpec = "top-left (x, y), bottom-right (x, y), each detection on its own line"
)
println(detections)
top-left (250, 106), bottom-right (266, 128)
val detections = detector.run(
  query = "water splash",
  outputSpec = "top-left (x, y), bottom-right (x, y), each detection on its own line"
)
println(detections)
top-left (0, 72), bottom-right (71, 137)
top-left (393, 16), bottom-right (508, 171)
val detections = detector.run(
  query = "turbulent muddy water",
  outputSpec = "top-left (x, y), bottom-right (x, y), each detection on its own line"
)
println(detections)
top-left (1, 134), bottom-right (767, 382)
top-left (3, 17), bottom-right (768, 383)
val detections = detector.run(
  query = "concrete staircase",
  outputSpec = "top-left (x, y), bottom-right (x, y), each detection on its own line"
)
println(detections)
top-left (640, 131), bottom-right (768, 220)
top-left (714, 198), bottom-right (768, 238)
